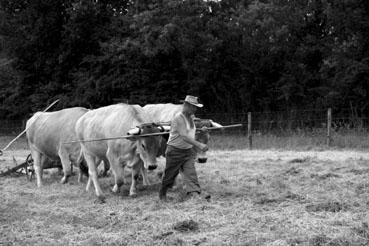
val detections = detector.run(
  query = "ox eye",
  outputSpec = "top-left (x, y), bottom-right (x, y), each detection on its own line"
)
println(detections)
top-left (141, 144), bottom-right (146, 150)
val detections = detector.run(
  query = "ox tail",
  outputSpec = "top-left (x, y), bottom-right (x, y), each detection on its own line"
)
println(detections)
top-left (77, 150), bottom-right (89, 177)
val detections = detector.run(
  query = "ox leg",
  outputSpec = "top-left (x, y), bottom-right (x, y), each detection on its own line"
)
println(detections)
top-left (84, 153), bottom-right (104, 199)
top-left (86, 177), bottom-right (92, 192)
top-left (140, 160), bottom-right (150, 186)
top-left (78, 161), bottom-right (89, 183)
top-left (31, 150), bottom-right (44, 187)
top-left (57, 167), bottom-right (63, 176)
top-left (58, 150), bottom-right (72, 184)
top-left (77, 150), bottom-right (89, 183)
top-left (103, 160), bottom-right (111, 176)
top-left (78, 172), bottom-right (83, 183)
top-left (85, 157), bottom-right (99, 191)
top-left (130, 162), bottom-right (141, 197)
top-left (98, 160), bottom-right (111, 177)
top-left (85, 156), bottom-right (102, 190)
top-left (106, 150), bottom-right (125, 194)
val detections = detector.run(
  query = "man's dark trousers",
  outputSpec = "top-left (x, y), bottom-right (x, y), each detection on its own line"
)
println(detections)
top-left (160, 145), bottom-right (201, 196)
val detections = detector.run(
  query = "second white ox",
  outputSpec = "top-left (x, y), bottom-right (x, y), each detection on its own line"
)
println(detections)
top-left (75, 104), bottom-right (161, 199)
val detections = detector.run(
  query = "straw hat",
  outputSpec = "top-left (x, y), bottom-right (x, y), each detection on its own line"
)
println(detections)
top-left (180, 95), bottom-right (203, 108)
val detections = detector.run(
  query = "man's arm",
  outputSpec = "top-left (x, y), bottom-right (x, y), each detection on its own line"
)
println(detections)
top-left (172, 116), bottom-right (208, 152)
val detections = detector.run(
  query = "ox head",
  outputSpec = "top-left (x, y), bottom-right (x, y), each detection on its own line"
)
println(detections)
top-left (128, 123), bottom-right (162, 170)
top-left (194, 119), bottom-right (212, 163)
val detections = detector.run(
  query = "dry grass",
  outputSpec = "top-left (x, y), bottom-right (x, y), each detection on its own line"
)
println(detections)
top-left (1, 136), bottom-right (369, 246)
top-left (210, 129), bottom-right (369, 150)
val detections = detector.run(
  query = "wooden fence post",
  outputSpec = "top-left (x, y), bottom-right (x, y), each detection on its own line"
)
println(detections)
top-left (248, 112), bottom-right (252, 150)
top-left (22, 119), bottom-right (26, 130)
top-left (327, 108), bottom-right (332, 146)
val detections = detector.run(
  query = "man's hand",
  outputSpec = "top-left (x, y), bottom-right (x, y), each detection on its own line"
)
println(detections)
top-left (200, 126), bottom-right (208, 132)
top-left (198, 143), bottom-right (209, 152)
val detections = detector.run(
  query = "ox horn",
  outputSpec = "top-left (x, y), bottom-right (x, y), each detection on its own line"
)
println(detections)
top-left (127, 127), bottom-right (141, 135)
top-left (156, 125), bottom-right (171, 132)
top-left (161, 125), bottom-right (171, 132)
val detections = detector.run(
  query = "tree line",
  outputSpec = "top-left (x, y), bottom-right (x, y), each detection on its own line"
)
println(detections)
top-left (0, 0), bottom-right (368, 119)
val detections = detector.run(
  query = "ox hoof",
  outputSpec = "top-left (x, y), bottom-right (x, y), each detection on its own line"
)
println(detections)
top-left (129, 193), bottom-right (138, 198)
top-left (111, 185), bottom-right (120, 194)
top-left (60, 177), bottom-right (68, 184)
top-left (94, 196), bottom-right (106, 204)
top-left (197, 158), bottom-right (207, 163)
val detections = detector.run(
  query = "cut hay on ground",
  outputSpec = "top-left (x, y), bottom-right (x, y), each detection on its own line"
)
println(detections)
top-left (1, 147), bottom-right (369, 245)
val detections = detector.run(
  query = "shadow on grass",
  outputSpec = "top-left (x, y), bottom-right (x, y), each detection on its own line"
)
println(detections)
top-left (254, 191), bottom-right (305, 205)
top-left (307, 234), bottom-right (369, 246)
top-left (306, 201), bottom-right (349, 213)
top-left (310, 173), bottom-right (341, 180)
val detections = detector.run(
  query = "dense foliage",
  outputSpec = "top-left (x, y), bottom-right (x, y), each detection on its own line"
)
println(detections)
top-left (0, 0), bottom-right (368, 118)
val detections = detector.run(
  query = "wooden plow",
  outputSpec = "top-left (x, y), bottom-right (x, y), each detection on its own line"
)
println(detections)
top-left (0, 99), bottom-right (60, 179)
top-left (0, 154), bottom-right (63, 180)
top-left (0, 154), bottom-right (34, 179)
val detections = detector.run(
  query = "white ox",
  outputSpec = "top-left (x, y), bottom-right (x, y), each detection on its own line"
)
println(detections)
top-left (75, 104), bottom-right (161, 200)
top-left (26, 107), bottom-right (89, 187)
top-left (143, 103), bottom-right (222, 163)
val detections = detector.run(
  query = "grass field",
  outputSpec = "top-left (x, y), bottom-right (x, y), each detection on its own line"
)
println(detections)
top-left (1, 135), bottom-right (369, 245)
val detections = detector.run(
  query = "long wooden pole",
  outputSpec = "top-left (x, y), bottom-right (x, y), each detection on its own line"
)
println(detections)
top-left (64, 124), bottom-right (243, 144)
top-left (0, 99), bottom-right (60, 156)
top-left (64, 132), bottom-right (170, 144)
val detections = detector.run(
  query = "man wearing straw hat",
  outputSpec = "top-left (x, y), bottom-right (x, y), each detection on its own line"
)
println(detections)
top-left (159, 95), bottom-right (210, 201)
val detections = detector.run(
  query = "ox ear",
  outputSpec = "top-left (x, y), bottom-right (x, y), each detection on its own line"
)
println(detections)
top-left (158, 125), bottom-right (170, 132)
top-left (155, 125), bottom-right (170, 133)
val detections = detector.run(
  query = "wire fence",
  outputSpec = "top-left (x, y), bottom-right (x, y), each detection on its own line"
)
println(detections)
top-left (0, 119), bottom-right (25, 135)
top-left (1, 108), bottom-right (369, 136)
top-left (198, 108), bottom-right (369, 135)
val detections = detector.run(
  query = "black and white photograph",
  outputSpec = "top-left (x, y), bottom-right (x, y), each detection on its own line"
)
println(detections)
top-left (1, 0), bottom-right (369, 245)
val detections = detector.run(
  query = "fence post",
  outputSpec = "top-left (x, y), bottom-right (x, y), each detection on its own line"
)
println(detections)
top-left (22, 119), bottom-right (26, 130)
top-left (248, 112), bottom-right (252, 150)
top-left (327, 108), bottom-right (332, 146)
